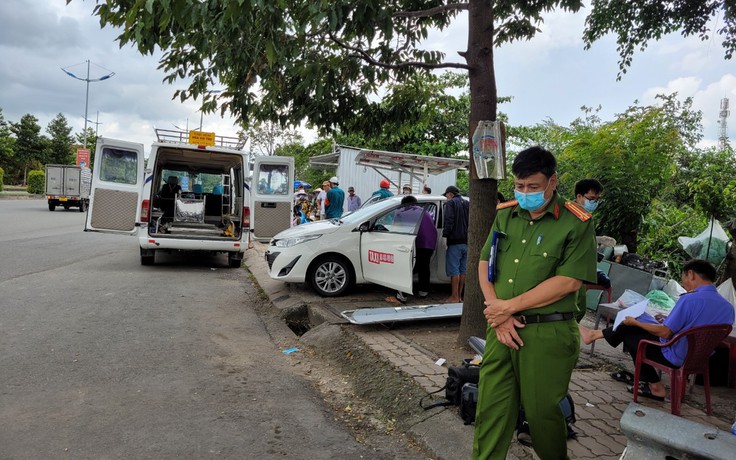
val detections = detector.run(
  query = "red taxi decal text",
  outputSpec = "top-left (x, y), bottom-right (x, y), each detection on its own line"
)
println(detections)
top-left (368, 250), bottom-right (394, 265)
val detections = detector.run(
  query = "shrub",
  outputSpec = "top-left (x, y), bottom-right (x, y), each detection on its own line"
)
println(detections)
top-left (0, 166), bottom-right (4, 192)
top-left (27, 170), bottom-right (45, 195)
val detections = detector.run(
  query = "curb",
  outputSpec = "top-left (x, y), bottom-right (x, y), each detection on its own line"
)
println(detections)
top-left (244, 243), bottom-right (522, 460)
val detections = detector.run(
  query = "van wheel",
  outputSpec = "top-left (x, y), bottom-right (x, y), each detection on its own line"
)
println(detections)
top-left (79, 201), bottom-right (87, 212)
top-left (140, 249), bottom-right (155, 266)
top-left (309, 256), bottom-right (352, 297)
top-left (228, 252), bottom-right (242, 268)
top-left (48, 203), bottom-right (55, 211)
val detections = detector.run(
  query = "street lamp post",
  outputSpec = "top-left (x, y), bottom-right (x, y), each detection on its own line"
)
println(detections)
top-left (84, 111), bottom-right (103, 140)
top-left (62, 60), bottom-right (115, 148)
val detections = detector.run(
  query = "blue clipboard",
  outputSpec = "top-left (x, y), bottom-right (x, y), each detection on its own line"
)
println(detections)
top-left (488, 230), bottom-right (506, 282)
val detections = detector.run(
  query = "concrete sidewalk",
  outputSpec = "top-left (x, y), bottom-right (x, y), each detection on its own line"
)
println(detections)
top-left (244, 241), bottom-right (733, 460)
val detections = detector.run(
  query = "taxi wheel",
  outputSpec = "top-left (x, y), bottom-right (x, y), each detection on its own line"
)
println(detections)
top-left (309, 256), bottom-right (352, 297)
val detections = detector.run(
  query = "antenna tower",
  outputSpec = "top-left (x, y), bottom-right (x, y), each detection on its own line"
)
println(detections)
top-left (718, 97), bottom-right (730, 150)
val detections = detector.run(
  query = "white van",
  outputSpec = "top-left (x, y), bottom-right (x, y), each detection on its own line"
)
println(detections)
top-left (84, 129), bottom-right (293, 267)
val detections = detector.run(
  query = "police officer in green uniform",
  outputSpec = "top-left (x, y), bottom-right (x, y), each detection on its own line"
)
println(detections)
top-left (572, 178), bottom-right (604, 322)
top-left (473, 147), bottom-right (597, 460)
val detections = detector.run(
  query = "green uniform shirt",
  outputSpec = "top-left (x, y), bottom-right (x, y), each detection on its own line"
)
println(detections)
top-left (480, 193), bottom-right (597, 315)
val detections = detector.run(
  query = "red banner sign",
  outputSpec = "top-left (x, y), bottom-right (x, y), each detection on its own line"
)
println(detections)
top-left (368, 250), bottom-right (394, 265)
top-left (76, 148), bottom-right (90, 167)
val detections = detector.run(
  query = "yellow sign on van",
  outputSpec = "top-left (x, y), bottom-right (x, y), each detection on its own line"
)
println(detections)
top-left (188, 130), bottom-right (215, 146)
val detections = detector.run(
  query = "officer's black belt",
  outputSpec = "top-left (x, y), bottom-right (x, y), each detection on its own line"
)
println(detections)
top-left (513, 312), bottom-right (574, 324)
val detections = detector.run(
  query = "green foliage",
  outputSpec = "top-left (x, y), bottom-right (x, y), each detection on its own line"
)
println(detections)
top-left (8, 114), bottom-right (46, 184)
top-left (81, 0), bottom-right (583, 134)
top-left (555, 95), bottom-right (701, 251)
top-left (0, 166), bottom-right (4, 191)
top-left (276, 139), bottom-right (333, 189)
top-left (584, 1), bottom-right (736, 77)
top-left (341, 71), bottom-right (470, 157)
top-left (26, 170), bottom-right (44, 195)
top-left (638, 200), bottom-right (708, 275)
top-left (46, 113), bottom-right (75, 164)
top-left (676, 146), bottom-right (736, 221)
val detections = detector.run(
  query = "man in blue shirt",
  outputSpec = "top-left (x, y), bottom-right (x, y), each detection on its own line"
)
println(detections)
top-left (580, 259), bottom-right (735, 400)
top-left (324, 176), bottom-right (345, 219)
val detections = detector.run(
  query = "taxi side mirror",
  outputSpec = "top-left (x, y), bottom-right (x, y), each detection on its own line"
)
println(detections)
top-left (358, 222), bottom-right (370, 232)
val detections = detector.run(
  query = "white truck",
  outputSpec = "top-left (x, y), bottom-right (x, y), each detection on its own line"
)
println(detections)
top-left (83, 129), bottom-right (294, 267)
top-left (45, 164), bottom-right (91, 212)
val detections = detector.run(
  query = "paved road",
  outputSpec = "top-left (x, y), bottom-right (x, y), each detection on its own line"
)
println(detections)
top-left (0, 199), bottom-right (416, 459)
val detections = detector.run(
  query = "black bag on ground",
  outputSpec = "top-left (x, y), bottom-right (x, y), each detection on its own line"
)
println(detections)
top-left (420, 362), bottom-right (480, 410)
top-left (445, 363), bottom-right (480, 405)
top-left (460, 383), bottom-right (478, 425)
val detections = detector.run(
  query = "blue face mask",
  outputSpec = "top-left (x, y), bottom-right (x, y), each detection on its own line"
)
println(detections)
top-left (583, 199), bottom-right (599, 213)
top-left (514, 180), bottom-right (551, 211)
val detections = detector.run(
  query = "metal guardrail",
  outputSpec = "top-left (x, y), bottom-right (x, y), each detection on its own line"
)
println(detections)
top-left (620, 403), bottom-right (736, 459)
top-left (154, 128), bottom-right (246, 150)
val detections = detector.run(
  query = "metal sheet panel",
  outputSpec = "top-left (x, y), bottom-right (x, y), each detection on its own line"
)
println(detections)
top-left (341, 303), bottom-right (463, 324)
top-left (63, 167), bottom-right (81, 196)
top-left (608, 263), bottom-right (653, 301)
top-left (336, 147), bottom-right (459, 214)
top-left (253, 201), bottom-right (291, 239)
top-left (45, 166), bottom-right (63, 195)
top-left (90, 188), bottom-right (138, 231)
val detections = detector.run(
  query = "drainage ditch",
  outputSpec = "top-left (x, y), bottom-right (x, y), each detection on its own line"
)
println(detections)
top-left (281, 303), bottom-right (313, 336)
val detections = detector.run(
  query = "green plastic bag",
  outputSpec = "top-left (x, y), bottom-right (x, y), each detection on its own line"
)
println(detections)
top-left (645, 290), bottom-right (676, 311)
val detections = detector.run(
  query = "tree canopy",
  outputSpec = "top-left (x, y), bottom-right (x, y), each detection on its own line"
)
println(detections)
top-left (584, 1), bottom-right (736, 76)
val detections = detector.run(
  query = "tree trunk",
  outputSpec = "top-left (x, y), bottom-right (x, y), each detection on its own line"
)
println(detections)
top-left (457, 0), bottom-right (498, 346)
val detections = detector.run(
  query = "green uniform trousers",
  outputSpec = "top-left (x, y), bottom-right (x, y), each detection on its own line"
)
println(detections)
top-left (472, 319), bottom-right (580, 460)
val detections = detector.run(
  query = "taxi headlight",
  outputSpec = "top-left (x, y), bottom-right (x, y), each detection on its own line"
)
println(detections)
top-left (274, 235), bottom-right (321, 248)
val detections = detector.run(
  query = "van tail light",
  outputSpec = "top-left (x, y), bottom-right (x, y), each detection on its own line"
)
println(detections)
top-left (141, 199), bottom-right (150, 223)
top-left (243, 206), bottom-right (250, 228)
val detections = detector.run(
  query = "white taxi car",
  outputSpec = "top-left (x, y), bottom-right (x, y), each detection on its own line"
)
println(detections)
top-left (265, 195), bottom-right (453, 296)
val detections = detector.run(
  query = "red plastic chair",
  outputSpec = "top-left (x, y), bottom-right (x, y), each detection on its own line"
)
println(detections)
top-left (633, 324), bottom-right (733, 416)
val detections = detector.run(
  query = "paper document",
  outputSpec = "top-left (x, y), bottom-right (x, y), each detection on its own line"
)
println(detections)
top-left (613, 299), bottom-right (649, 331)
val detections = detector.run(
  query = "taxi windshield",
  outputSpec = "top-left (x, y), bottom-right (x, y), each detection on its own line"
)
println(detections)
top-left (339, 199), bottom-right (397, 225)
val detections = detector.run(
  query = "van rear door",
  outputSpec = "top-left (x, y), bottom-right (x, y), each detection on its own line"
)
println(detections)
top-left (84, 137), bottom-right (145, 235)
top-left (251, 156), bottom-right (295, 240)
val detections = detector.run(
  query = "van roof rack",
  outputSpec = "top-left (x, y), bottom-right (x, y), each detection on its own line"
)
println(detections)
top-left (154, 128), bottom-right (246, 150)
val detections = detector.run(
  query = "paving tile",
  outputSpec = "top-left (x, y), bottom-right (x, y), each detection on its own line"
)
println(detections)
top-left (567, 439), bottom-right (594, 458)
top-left (573, 420), bottom-right (605, 437)
top-left (596, 432), bottom-right (626, 454)
top-left (576, 436), bottom-right (615, 456)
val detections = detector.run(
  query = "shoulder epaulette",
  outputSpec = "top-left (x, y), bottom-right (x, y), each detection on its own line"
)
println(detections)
top-left (496, 199), bottom-right (518, 210)
top-left (564, 201), bottom-right (592, 222)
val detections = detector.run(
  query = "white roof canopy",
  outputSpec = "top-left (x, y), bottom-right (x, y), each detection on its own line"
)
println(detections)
top-left (309, 146), bottom-right (468, 186)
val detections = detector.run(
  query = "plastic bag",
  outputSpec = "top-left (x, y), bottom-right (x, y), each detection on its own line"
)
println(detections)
top-left (645, 290), bottom-right (676, 311)
top-left (471, 121), bottom-right (506, 180)
top-left (716, 279), bottom-right (736, 327)
top-left (662, 279), bottom-right (686, 302)
top-left (616, 289), bottom-right (647, 307)
top-left (677, 218), bottom-right (731, 265)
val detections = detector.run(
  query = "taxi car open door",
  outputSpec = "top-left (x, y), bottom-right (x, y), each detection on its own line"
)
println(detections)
top-left (360, 204), bottom-right (428, 294)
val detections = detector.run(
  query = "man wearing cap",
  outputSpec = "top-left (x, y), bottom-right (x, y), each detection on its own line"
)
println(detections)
top-left (473, 146), bottom-right (597, 460)
top-left (371, 179), bottom-right (394, 201)
top-left (443, 185), bottom-right (469, 303)
top-left (347, 187), bottom-right (362, 212)
top-left (402, 184), bottom-right (412, 195)
top-left (324, 176), bottom-right (345, 219)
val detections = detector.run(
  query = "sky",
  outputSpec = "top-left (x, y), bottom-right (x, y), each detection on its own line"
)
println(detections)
top-left (1, 1), bottom-right (734, 154)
